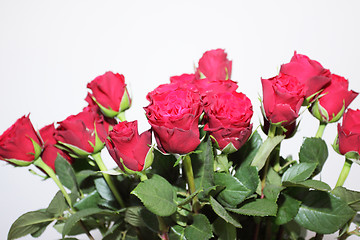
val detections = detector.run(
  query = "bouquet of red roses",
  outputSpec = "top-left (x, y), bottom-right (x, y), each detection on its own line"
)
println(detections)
top-left (1, 49), bottom-right (360, 240)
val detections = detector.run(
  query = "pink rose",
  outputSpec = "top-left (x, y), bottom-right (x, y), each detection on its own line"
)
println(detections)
top-left (337, 109), bottom-right (360, 157)
top-left (55, 108), bottom-right (108, 157)
top-left (0, 115), bottom-right (42, 165)
top-left (310, 74), bottom-right (358, 123)
top-left (280, 52), bottom-right (331, 98)
top-left (196, 49), bottom-right (232, 81)
top-left (87, 71), bottom-right (131, 118)
top-left (39, 124), bottom-right (73, 171)
top-left (203, 91), bottom-right (253, 153)
top-left (106, 121), bottom-right (152, 172)
top-left (145, 83), bottom-right (203, 154)
top-left (261, 73), bottom-right (305, 126)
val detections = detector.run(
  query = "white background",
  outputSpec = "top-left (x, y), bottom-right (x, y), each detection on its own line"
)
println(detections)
top-left (1, 1), bottom-right (360, 239)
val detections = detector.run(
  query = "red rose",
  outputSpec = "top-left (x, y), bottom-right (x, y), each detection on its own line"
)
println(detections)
top-left (106, 121), bottom-right (152, 172)
top-left (203, 91), bottom-right (253, 153)
top-left (196, 49), bottom-right (232, 81)
top-left (337, 109), bottom-right (360, 158)
top-left (54, 109), bottom-right (108, 157)
top-left (39, 124), bottom-right (73, 171)
top-left (170, 73), bottom-right (238, 97)
top-left (84, 93), bottom-right (118, 128)
top-left (280, 52), bottom-right (331, 98)
top-left (311, 74), bottom-right (358, 123)
top-left (87, 71), bottom-right (131, 118)
top-left (145, 83), bottom-right (203, 154)
top-left (0, 115), bottom-right (42, 165)
top-left (261, 73), bottom-right (305, 126)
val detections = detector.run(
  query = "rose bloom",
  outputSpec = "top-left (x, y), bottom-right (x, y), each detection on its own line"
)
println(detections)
top-left (39, 124), bottom-right (73, 171)
top-left (203, 91), bottom-right (253, 153)
top-left (0, 115), bottom-right (42, 165)
top-left (195, 49), bottom-right (232, 81)
top-left (55, 108), bottom-right (109, 158)
top-left (170, 73), bottom-right (238, 97)
top-left (106, 121), bottom-right (152, 172)
top-left (87, 71), bottom-right (131, 118)
top-left (145, 83), bottom-right (203, 155)
top-left (280, 52), bottom-right (331, 98)
top-left (310, 74), bottom-right (358, 123)
top-left (261, 73), bottom-right (305, 126)
top-left (337, 109), bottom-right (360, 157)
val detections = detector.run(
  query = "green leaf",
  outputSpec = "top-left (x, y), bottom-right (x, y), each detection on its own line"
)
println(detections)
top-left (125, 206), bottom-right (145, 227)
top-left (294, 190), bottom-right (356, 234)
top-left (192, 136), bottom-right (215, 200)
top-left (251, 135), bottom-right (285, 171)
top-left (184, 214), bottom-right (213, 240)
top-left (47, 191), bottom-right (69, 217)
top-left (212, 217), bottom-right (237, 240)
top-left (281, 163), bottom-right (317, 183)
top-left (229, 130), bottom-right (263, 168)
top-left (8, 210), bottom-right (54, 240)
top-left (140, 208), bottom-right (159, 233)
top-left (131, 174), bottom-right (177, 217)
top-left (332, 186), bottom-right (360, 211)
top-left (177, 188), bottom-right (203, 207)
top-left (275, 193), bottom-right (301, 225)
top-left (283, 179), bottom-right (331, 191)
top-left (73, 190), bottom-right (102, 210)
top-left (209, 196), bottom-right (242, 228)
top-left (62, 208), bottom-right (114, 238)
top-left (214, 168), bottom-right (258, 207)
top-left (94, 177), bottom-right (115, 201)
top-left (263, 167), bottom-right (284, 201)
top-left (55, 155), bottom-right (80, 196)
top-left (299, 137), bottom-right (328, 175)
top-left (227, 198), bottom-right (278, 217)
top-left (169, 225), bottom-right (186, 240)
top-left (102, 222), bottom-right (123, 240)
top-left (149, 149), bottom-right (179, 184)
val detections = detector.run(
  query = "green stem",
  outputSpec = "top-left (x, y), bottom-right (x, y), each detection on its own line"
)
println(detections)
top-left (183, 155), bottom-right (200, 213)
top-left (92, 152), bottom-right (126, 208)
top-left (268, 124), bottom-right (277, 138)
top-left (157, 215), bottom-right (169, 240)
top-left (315, 121), bottom-right (327, 138)
top-left (33, 157), bottom-right (73, 209)
top-left (34, 158), bottom-right (95, 240)
top-left (335, 158), bottom-right (353, 187)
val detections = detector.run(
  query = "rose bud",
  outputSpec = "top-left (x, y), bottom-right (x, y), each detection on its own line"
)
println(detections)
top-left (144, 84), bottom-right (203, 155)
top-left (280, 52), bottom-right (331, 101)
top-left (0, 115), bottom-right (42, 166)
top-left (203, 91), bottom-right (253, 154)
top-left (310, 74), bottom-right (358, 123)
top-left (87, 71), bottom-right (131, 118)
top-left (54, 109), bottom-right (108, 158)
top-left (106, 121), bottom-right (153, 173)
top-left (334, 109), bottom-right (360, 160)
top-left (261, 73), bottom-right (305, 127)
top-left (196, 49), bottom-right (232, 81)
top-left (39, 124), bottom-right (73, 171)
